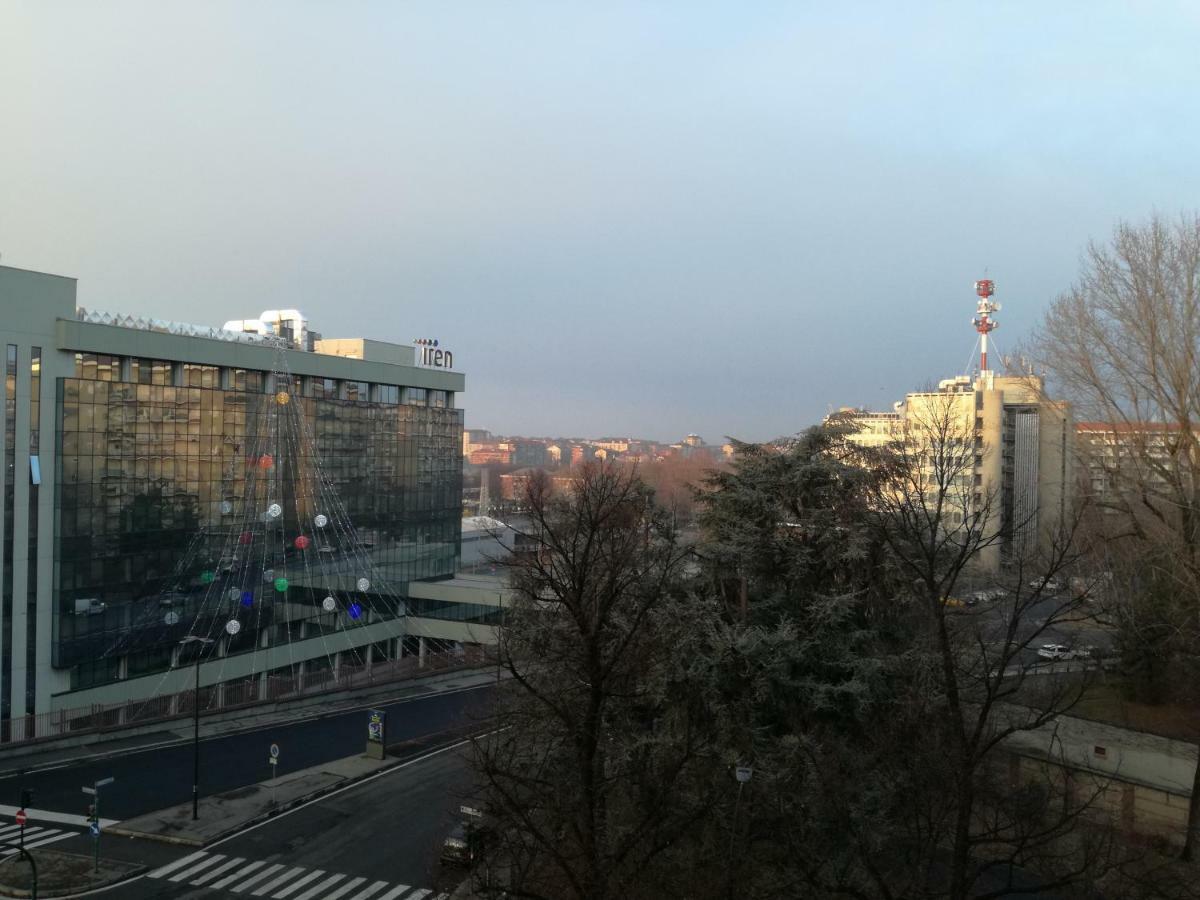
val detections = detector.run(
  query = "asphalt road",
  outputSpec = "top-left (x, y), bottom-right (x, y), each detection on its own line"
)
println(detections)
top-left (966, 592), bottom-right (1116, 668)
top-left (87, 741), bottom-right (476, 899)
top-left (0, 681), bottom-right (495, 823)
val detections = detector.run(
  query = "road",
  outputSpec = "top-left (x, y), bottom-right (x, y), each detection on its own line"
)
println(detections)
top-left (0, 681), bottom-right (495, 823)
top-left (964, 592), bottom-right (1116, 669)
top-left (73, 740), bottom-right (476, 899)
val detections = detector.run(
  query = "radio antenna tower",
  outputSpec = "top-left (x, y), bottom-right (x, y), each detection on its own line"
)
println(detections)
top-left (973, 279), bottom-right (1000, 373)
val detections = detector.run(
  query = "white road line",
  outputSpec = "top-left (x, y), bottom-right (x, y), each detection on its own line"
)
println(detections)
top-left (232, 862), bottom-right (285, 893)
top-left (0, 825), bottom-right (48, 839)
top-left (252, 865), bottom-right (306, 896)
top-left (170, 853), bottom-right (226, 882)
top-left (212, 859), bottom-right (266, 889)
top-left (346, 879), bottom-right (390, 900)
top-left (0, 805), bottom-right (119, 828)
top-left (192, 855), bottom-right (246, 885)
top-left (22, 832), bottom-right (73, 851)
top-left (377, 885), bottom-right (414, 900)
top-left (325, 876), bottom-right (366, 900)
top-left (272, 868), bottom-right (325, 898)
top-left (293, 872), bottom-right (346, 900)
top-left (407, 889), bottom-right (433, 900)
top-left (148, 850), bottom-right (208, 878)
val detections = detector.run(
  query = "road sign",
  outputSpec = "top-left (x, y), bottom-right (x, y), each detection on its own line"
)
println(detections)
top-left (14, 810), bottom-right (25, 826)
top-left (89, 821), bottom-right (99, 838)
top-left (269, 743), bottom-right (280, 759)
top-left (268, 757), bottom-right (277, 766)
top-left (95, 777), bottom-right (114, 789)
top-left (734, 766), bottom-right (753, 784)
top-left (81, 786), bottom-right (96, 795)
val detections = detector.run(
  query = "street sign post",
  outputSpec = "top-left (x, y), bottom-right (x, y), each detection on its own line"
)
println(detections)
top-left (82, 777), bottom-right (114, 872)
top-left (15, 808), bottom-right (25, 849)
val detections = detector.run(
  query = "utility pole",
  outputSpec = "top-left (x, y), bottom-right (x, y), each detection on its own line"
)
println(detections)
top-left (82, 777), bottom-right (114, 873)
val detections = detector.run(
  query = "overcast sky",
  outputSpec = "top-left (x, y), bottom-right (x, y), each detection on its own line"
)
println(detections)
top-left (3, 3), bottom-right (1199, 442)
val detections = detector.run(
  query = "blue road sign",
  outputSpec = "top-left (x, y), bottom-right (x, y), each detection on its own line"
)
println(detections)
top-left (89, 821), bottom-right (100, 838)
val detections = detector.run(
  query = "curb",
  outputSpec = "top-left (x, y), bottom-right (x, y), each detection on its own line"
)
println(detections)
top-left (107, 728), bottom-right (483, 848)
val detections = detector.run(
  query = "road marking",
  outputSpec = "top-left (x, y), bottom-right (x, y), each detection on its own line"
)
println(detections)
top-left (346, 880), bottom-right (390, 900)
top-left (211, 859), bottom-right (266, 889)
top-left (272, 868), bottom-right (325, 898)
top-left (407, 890), bottom-right (433, 900)
top-left (170, 852), bottom-right (226, 882)
top-left (192, 855), bottom-right (246, 885)
top-left (0, 804), bottom-right (119, 827)
top-left (22, 831), bottom-right (73, 851)
top-left (252, 865), bottom-right (305, 896)
top-left (324, 876), bottom-right (366, 900)
top-left (293, 872), bottom-right (347, 900)
top-left (376, 886), bottom-right (413, 900)
top-left (232, 861), bottom-right (285, 893)
top-left (147, 849), bottom-right (208, 878)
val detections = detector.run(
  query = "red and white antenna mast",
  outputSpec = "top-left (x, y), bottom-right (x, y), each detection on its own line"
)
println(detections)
top-left (973, 279), bottom-right (1000, 373)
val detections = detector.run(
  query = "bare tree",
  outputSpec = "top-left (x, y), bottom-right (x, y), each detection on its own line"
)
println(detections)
top-left (1035, 213), bottom-right (1200, 859)
top-left (472, 464), bottom-right (721, 900)
top-left (865, 388), bottom-right (1112, 898)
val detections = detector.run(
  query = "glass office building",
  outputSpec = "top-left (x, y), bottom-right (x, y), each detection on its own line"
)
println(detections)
top-left (0, 265), bottom-right (467, 719)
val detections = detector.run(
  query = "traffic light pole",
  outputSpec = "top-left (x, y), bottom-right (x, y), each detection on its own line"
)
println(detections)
top-left (81, 777), bottom-right (114, 874)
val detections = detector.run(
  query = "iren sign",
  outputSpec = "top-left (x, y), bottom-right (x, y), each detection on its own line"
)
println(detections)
top-left (414, 337), bottom-right (453, 369)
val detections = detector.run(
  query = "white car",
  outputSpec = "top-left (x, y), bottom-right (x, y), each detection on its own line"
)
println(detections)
top-left (1036, 643), bottom-right (1077, 661)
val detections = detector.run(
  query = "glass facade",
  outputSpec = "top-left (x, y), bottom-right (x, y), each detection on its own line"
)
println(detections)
top-left (53, 360), bottom-right (463, 688)
top-left (26, 347), bottom-right (40, 711)
top-left (2, 346), bottom-right (15, 718)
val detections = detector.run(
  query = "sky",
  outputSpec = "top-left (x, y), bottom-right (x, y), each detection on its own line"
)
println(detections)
top-left (4, 2), bottom-right (1200, 443)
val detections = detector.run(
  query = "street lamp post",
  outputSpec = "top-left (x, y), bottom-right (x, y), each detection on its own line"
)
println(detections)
top-left (179, 635), bottom-right (215, 821)
top-left (726, 765), bottom-right (753, 899)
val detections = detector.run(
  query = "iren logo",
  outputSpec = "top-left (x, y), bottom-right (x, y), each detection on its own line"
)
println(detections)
top-left (414, 337), bottom-right (453, 369)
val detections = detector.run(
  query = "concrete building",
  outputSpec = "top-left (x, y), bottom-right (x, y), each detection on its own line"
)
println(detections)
top-left (0, 265), bottom-right (494, 725)
top-left (846, 372), bottom-right (1073, 570)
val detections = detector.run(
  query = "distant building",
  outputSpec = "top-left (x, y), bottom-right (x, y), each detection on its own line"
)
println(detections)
top-left (844, 372), bottom-right (1072, 570)
top-left (512, 441), bottom-right (548, 468)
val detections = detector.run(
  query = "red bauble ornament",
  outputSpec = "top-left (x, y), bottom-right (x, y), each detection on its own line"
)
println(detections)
top-left (294, 535), bottom-right (311, 550)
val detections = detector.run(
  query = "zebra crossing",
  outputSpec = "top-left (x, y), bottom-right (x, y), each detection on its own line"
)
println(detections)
top-left (148, 851), bottom-right (450, 899)
top-left (0, 821), bottom-right (81, 855)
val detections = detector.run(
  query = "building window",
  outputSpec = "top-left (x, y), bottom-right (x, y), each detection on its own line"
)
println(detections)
top-left (402, 387), bottom-right (427, 406)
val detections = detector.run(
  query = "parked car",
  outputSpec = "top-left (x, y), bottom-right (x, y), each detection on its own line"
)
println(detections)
top-left (1027, 578), bottom-right (1063, 594)
top-left (1036, 643), bottom-right (1078, 661)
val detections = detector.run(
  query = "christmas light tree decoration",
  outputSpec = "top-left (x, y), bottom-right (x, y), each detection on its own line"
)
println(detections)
top-left (322, 596), bottom-right (337, 612)
top-left (200, 570), bottom-right (215, 584)
top-left (314, 514), bottom-right (328, 528)
top-left (220, 500), bottom-right (233, 514)
top-left (239, 531), bottom-right (253, 545)
top-left (357, 577), bottom-right (370, 592)
top-left (274, 577), bottom-right (289, 592)
top-left (267, 503), bottom-right (282, 519)
top-left (263, 568), bottom-right (275, 581)
top-left (349, 603), bottom-right (363, 620)
top-left (240, 591), bottom-right (254, 608)
top-left (294, 535), bottom-right (311, 550)
top-left (225, 619), bottom-right (241, 636)
top-left (275, 391), bottom-right (290, 406)
top-left (258, 454), bottom-right (274, 470)
top-left (228, 588), bottom-right (242, 603)
top-left (164, 611), bottom-right (180, 626)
